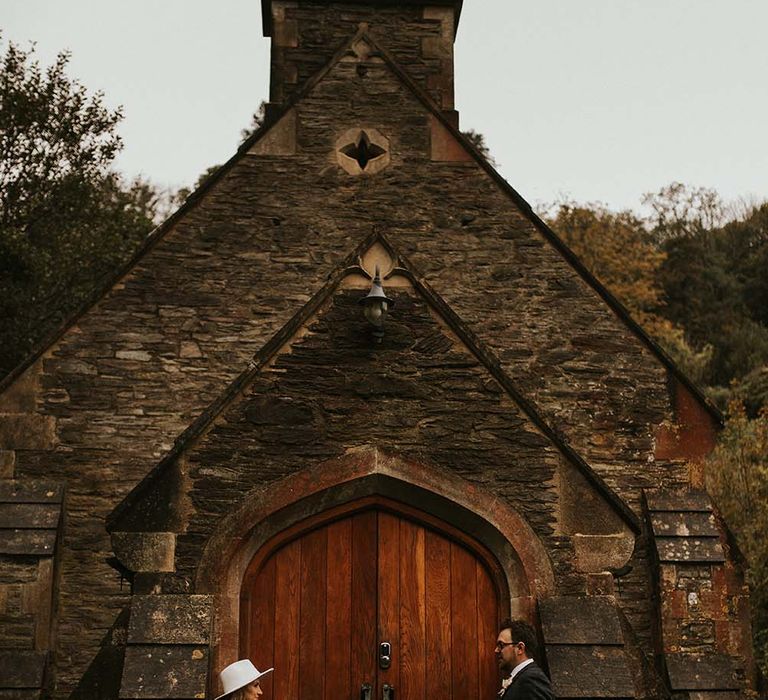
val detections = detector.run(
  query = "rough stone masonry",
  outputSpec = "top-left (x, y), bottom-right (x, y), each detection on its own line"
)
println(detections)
top-left (0, 1), bottom-right (757, 698)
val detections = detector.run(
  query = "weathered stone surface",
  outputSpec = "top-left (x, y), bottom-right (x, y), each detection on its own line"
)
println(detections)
top-left (127, 595), bottom-right (212, 644)
top-left (0, 505), bottom-right (61, 529)
top-left (0, 416), bottom-right (56, 450)
top-left (0, 482), bottom-right (63, 504)
top-left (656, 538), bottom-right (725, 564)
top-left (539, 596), bottom-right (624, 645)
top-left (545, 645), bottom-right (635, 698)
top-left (645, 490), bottom-right (712, 512)
top-left (650, 511), bottom-right (719, 538)
top-left (0, 530), bottom-right (57, 556)
top-left (0, 651), bottom-right (47, 688)
top-left (174, 291), bottom-right (570, 584)
top-left (119, 646), bottom-right (207, 699)
top-left (112, 532), bottom-right (175, 573)
top-left (665, 653), bottom-right (743, 690)
top-left (0, 3), bottom-right (738, 697)
top-left (572, 533), bottom-right (635, 573)
top-left (0, 452), bottom-right (15, 479)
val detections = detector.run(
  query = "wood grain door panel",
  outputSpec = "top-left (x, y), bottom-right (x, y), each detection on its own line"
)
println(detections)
top-left (241, 503), bottom-right (504, 700)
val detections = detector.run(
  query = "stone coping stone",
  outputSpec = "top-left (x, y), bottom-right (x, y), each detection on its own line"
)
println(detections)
top-left (666, 653), bottom-right (743, 691)
top-left (650, 511), bottom-right (719, 538)
top-left (539, 596), bottom-right (623, 646)
top-left (0, 530), bottom-right (57, 556)
top-left (0, 481), bottom-right (63, 504)
top-left (655, 537), bottom-right (725, 564)
top-left (645, 489), bottom-right (712, 513)
top-left (546, 645), bottom-right (634, 698)
top-left (0, 504), bottom-right (61, 530)
top-left (119, 645), bottom-right (207, 699)
top-left (127, 595), bottom-right (212, 645)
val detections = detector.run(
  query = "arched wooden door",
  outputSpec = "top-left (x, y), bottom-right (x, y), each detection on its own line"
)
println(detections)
top-left (240, 498), bottom-right (508, 700)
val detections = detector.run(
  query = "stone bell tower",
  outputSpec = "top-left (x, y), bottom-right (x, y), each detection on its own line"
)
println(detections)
top-left (261, 0), bottom-right (463, 121)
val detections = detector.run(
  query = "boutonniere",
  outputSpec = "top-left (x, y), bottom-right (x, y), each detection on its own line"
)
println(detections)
top-left (498, 674), bottom-right (513, 696)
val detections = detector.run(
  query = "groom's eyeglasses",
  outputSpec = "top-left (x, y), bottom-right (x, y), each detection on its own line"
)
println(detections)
top-left (495, 641), bottom-right (518, 650)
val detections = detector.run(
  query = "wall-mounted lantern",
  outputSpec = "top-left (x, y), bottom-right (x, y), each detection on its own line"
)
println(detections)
top-left (359, 265), bottom-right (394, 341)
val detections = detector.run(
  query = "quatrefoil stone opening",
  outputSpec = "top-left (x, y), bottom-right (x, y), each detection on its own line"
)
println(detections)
top-left (336, 127), bottom-right (390, 175)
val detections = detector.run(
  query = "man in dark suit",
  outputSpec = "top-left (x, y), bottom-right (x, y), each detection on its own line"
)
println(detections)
top-left (495, 618), bottom-right (554, 700)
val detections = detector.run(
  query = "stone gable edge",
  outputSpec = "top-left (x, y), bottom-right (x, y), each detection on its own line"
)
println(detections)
top-left (106, 230), bottom-right (641, 540)
top-left (0, 25), bottom-right (721, 431)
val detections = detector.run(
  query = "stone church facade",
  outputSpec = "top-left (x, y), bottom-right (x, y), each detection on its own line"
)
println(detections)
top-left (0, 1), bottom-right (757, 698)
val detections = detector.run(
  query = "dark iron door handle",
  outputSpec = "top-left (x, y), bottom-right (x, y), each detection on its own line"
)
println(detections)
top-left (383, 683), bottom-right (394, 700)
top-left (361, 683), bottom-right (372, 700)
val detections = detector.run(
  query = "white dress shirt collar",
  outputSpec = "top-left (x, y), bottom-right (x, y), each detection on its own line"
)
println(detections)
top-left (509, 657), bottom-right (534, 683)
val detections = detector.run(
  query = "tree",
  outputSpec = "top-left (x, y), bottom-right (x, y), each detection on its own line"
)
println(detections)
top-left (658, 202), bottom-right (768, 388)
top-left (240, 100), bottom-right (267, 143)
top-left (706, 402), bottom-right (768, 678)
top-left (0, 38), bottom-right (157, 378)
top-left (643, 182), bottom-right (724, 243)
top-left (461, 129), bottom-right (497, 167)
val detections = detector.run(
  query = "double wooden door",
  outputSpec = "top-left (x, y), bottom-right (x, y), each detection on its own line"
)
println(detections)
top-left (240, 501), bottom-right (505, 700)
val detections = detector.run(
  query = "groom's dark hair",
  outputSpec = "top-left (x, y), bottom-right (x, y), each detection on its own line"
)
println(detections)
top-left (499, 618), bottom-right (538, 660)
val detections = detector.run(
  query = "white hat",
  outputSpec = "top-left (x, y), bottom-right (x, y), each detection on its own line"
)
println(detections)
top-left (215, 659), bottom-right (273, 699)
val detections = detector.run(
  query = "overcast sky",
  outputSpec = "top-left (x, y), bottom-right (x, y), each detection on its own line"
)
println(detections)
top-left (4, 1), bottom-right (768, 213)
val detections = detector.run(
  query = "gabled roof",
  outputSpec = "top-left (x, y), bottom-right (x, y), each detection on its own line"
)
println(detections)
top-left (0, 24), bottom-right (721, 430)
top-left (108, 229), bottom-right (641, 535)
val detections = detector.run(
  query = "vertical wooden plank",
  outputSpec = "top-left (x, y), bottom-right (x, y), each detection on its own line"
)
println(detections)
top-left (273, 539), bottom-right (301, 700)
top-left (351, 511), bottom-right (378, 696)
top-left (326, 519), bottom-right (353, 700)
top-left (300, 527), bottom-right (328, 700)
top-left (378, 511), bottom-right (401, 699)
top-left (476, 561), bottom-right (500, 700)
top-left (399, 520), bottom-right (426, 700)
top-left (250, 557), bottom-right (276, 699)
top-left (425, 531), bottom-right (452, 700)
top-left (450, 543), bottom-right (478, 700)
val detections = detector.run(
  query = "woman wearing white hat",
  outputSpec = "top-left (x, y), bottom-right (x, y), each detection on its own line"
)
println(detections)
top-left (215, 659), bottom-right (273, 700)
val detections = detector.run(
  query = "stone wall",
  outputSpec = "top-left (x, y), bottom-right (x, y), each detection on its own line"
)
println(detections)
top-left (0, 15), bottom-right (720, 696)
top-left (267, 1), bottom-right (457, 111)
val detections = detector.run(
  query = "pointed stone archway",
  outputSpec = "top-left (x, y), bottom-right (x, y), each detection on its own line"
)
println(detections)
top-left (196, 447), bottom-right (555, 695)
